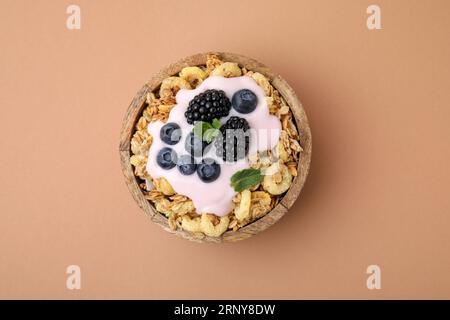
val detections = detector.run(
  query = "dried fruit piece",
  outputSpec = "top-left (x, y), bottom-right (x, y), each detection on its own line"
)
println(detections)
top-left (130, 154), bottom-right (149, 179)
top-left (206, 54), bottom-right (223, 74)
top-left (234, 189), bottom-right (251, 221)
top-left (181, 215), bottom-right (202, 233)
top-left (200, 214), bottom-right (229, 237)
top-left (245, 71), bottom-right (272, 96)
top-left (262, 163), bottom-right (292, 195)
top-left (211, 62), bottom-right (242, 78)
top-left (179, 66), bottom-right (207, 87)
top-left (154, 198), bottom-right (173, 216)
top-left (250, 191), bottom-right (272, 219)
top-left (275, 141), bottom-right (290, 162)
top-left (131, 129), bottom-right (152, 156)
top-left (154, 177), bottom-right (175, 196)
top-left (286, 161), bottom-right (298, 177)
top-left (159, 76), bottom-right (191, 103)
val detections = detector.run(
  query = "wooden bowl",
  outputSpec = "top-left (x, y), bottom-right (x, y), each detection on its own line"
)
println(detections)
top-left (119, 52), bottom-right (312, 242)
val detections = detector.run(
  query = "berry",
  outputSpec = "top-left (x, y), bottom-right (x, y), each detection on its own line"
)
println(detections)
top-left (184, 89), bottom-right (231, 124)
top-left (156, 147), bottom-right (177, 170)
top-left (232, 89), bottom-right (257, 114)
top-left (160, 122), bottom-right (181, 145)
top-left (177, 155), bottom-right (197, 175)
top-left (214, 116), bottom-right (250, 162)
top-left (185, 132), bottom-right (208, 157)
top-left (197, 158), bottom-right (221, 183)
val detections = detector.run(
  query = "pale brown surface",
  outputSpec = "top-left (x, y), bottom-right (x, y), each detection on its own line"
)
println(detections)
top-left (120, 52), bottom-right (312, 242)
top-left (1, 0), bottom-right (450, 299)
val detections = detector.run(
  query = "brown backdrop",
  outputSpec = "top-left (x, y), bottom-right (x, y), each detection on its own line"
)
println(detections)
top-left (1, 0), bottom-right (449, 299)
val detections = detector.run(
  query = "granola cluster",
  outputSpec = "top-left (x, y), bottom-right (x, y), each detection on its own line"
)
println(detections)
top-left (130, 54), bottom-right (303, 238)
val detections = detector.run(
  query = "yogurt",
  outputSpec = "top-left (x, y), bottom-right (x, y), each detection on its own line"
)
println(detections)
top-left (146, 76), bottom-right (281, 216)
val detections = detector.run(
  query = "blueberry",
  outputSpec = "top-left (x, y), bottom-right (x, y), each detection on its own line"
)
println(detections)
top-left (177, 154), bottom-right (197, 175)
top-left (197, 158), bottom-right (220, 183)
top-left (184, 132), bottom-right (208, 157)
top-left (232, 89), bottom-right (258, 114)
top-left (156, 147), bottom-right (177, 170)
top-left (160, 122), bottom-right (181, 145)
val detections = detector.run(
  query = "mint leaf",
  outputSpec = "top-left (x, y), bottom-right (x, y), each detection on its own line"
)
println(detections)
top-left (230, 168), bottom-right (262, 192)
top-left (231, 168), bottom-right (260, 184)
top-left (212, 118), bottom-right (221, 129)
top-left (193, 121), bottom-right (212, 140)
top-left (204, 128), bottom-right (220, 143)
top-left (193, 120), bottom-right (221, 142)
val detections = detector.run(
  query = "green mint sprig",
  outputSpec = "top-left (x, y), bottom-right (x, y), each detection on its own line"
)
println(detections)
top-left (193, 118), bottom-right (221, 143)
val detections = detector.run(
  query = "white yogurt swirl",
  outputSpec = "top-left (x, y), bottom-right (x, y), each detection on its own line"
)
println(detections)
top-left (146, 76), bottom-right (281, 216)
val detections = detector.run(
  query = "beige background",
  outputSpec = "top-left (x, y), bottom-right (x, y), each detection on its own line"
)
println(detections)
top-left (1, 0), bottom-right (450, 299)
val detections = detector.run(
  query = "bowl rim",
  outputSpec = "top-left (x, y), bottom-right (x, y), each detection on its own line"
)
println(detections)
top-left (119, 52), bottom-right (312, 242)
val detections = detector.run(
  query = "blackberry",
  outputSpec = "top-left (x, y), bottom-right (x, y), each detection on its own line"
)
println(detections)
top-left (214, 116), bottom-right (250, 162)
top-left (184, 89), bottom-right (231, 124)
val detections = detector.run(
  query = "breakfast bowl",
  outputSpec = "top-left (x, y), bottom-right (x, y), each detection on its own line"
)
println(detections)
top-left (119, 52), bottom-right (311, 242)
